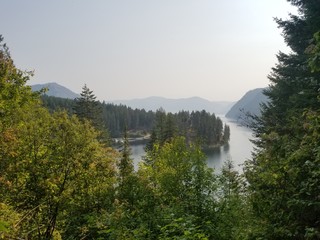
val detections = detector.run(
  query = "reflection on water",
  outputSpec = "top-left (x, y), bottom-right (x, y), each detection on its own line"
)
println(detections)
top-left (130, 144), bottom-right (146, 170)
top-left (205, 144), bottom-right (231, 171)
top-left (130, 116), bottom-right (254, 172)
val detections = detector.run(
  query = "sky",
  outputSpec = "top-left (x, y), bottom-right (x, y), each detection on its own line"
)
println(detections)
top-left (1, 1), bottom-right (297, 102)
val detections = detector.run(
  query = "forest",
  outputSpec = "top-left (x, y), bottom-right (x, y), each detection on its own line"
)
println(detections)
top-left (1, 0), bottom-right (320, 239)
top-left (41, 93), bottom-right (230, 148)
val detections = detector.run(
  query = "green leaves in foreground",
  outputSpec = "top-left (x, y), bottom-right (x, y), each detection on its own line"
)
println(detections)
top-left (0, 107), bottom-right (118, 239)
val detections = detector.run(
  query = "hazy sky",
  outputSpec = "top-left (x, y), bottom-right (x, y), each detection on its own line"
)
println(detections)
top-left (1, 1), bottom-right (296, 101)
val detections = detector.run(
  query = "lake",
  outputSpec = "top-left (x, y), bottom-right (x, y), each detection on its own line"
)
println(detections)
top-left (130, 116), bottom-right (254, 173)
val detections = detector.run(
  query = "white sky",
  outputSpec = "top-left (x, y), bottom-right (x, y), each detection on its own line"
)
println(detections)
top-left (1, 0), bottom-right (296, 101)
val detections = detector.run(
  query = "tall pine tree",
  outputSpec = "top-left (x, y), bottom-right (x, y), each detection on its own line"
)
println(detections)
top-left (246, 1), bottom-right (320, 239)
top-left (74, 84), bottom-right (110, 144)
top-left (74, 84), bottom-right (101, 124)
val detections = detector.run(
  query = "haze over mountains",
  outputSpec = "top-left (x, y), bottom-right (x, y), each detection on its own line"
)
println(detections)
top-left (111, 97), bottom-right (234, 115)
top-left (30, 83), bottom-right (268, 117)
top-left (31, 82), bottom-right (80, 99)
top-left (225, 88), bottom-right (269, 121)
top-left (30, 82), bottom-right (235, 114)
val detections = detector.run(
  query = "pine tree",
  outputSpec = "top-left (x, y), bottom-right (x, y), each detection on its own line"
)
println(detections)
top-left (117, 126), bottom-right (135, 207)
top-left (118, 126), bottom-right (134, 182)
top-left (74, 84), bottom-right (110, 144)
top-left (222, 124), bottom-right (230, 144)
top-left (246, 1), bottom-right (320, 238)
top-left (74, 84), bottom-right (101, 123)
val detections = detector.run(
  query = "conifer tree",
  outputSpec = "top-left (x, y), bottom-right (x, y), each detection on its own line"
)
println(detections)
top-left (74, 84), bottom-right (101, 124)
top-left (117, 126), bottom-right (135, 207)
top-left (118, 126), bottom-right (134, 182)
top-left (74, 84), bottom-right (110, 144)
top-left (246, 1), bottom-right (320, 238)
top-left (222, 124), bottom-right (230, 144)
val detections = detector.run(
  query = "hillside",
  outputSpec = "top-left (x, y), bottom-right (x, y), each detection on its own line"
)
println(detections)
top-left (110, 96), bottom-right (234, 114)
top-left (31, 83), bottom-right (234, 114)
top-left (225, 88), bottom-right (269, 121)
top-left (31, 82), bottom-right (80, 99)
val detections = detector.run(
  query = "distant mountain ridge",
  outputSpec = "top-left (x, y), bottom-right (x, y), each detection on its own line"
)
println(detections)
top-left (31, 82), bottom-right (80, 99)
top-left (110, 96), bottom-right (234, 115)
top-left (30, 82), bottom-right (234, 114)
top-left (225, 88), bottom-right (269, 121)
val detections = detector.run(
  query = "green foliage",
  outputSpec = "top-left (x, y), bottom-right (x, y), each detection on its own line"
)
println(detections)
top-left (74, 84), bottom-right (112, 145)
top-left (159, 217), bottom-right (209, 240)
top-left (74, 84), bottom-right (100, 122)
top-left (307, 31), bottom-right (320, 72)
top-left (1, 107), bottom-right (118, 239)
top-left (116, 127), bottom-right (136, 209)
top-left (0, 38), bottom-right (118, 239)
top-left (147, 109), bottom-right (230, 150)
top-left (39, 95), bottom-right (155, 138)
top-left (140, 137), bottom-right (219, 238)
top-left (118, 127), bottom-right (134, 181)
top-left (0, 203), bottom-right (21, 239)
top-left (222, 124), bottom-right (230, 144)
top-left (1, 35), bottom-right (239, 239)
top-left (39, 95), bottom-right (231, 148)
top-left (246, 1), bottom-right (320, 238)
top-left (215, 160), bottom-right (253, 240)
top-left (41, 94), bottom-right (75, 113)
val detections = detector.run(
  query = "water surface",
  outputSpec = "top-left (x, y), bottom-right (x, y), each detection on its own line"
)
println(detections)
top-left (130, 116), bottom-right (254, 172)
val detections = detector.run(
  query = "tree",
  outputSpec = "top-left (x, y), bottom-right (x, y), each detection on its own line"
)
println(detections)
top-left (0, 36), bottom-right (41, 238)
top-left (0, 38), bottom-right (118, 239)
top-left (74, 84), bottom-right (110, 145)
top-left (74, 84), bottom-right (104, 130)
top-left (163, 112), bottom-right (177, 141)
top-left (307, 31), bottom-right (320, 72)
top-left (117, 126), bottom-right (135, 206)
top-left (146, 109), bottom-right (229, 151)
top-left (246, 1), bottom-right (320, 238)
top-left (222, 124), bottom-right (230, 144)
top-left (215, 160), bottom-right (251, 240)
top-left (1, 108), bottom-right (117, 239)
top-left (140, 137), bottom-right (218, 238)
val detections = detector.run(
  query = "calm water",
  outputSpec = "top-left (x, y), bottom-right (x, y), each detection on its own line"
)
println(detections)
top-left (130, 116), bottom-right (254, 172)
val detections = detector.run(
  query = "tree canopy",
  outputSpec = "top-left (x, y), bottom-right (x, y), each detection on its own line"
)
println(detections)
top-left (245, 0), bottom-right (320, 238)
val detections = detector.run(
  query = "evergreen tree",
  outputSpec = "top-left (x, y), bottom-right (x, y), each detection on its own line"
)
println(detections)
top-left (216, 160), bottom-right (251, 240)
top-left (41, 95), bottom-right (75, 113)
top-left (74, 84), bottom-right (110, 144)
top-left (222, 124), bottom-right (230, 144)
top-left (246, 1), bottom-right (320, 238)
top-left (163, 112), bottom-right (177, 141)
top-left (74, 84), bottom-right (102, 126)
top-left (118, 127), bottom-right (134, 179)
top-left (154, 108), bottom-right (167, 144)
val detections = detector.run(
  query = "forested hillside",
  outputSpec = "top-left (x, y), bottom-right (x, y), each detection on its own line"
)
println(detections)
top-left (41, 94), bottom-right (155, 138)
top-left (40, 93), bottom-right (229, 147)
top-left (225, 88), bottom-right (268, 122)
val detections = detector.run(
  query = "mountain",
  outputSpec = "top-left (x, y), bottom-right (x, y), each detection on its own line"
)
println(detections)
top-left (110, 96), bottom-right (234, 115)
top-left (30, 83), bottom-right (234, 114)
top-left (31, 82), bottom-right (80, 99)
top-left (225, 88), bottom-right (269, 121)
